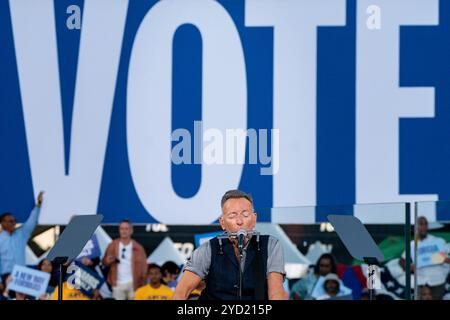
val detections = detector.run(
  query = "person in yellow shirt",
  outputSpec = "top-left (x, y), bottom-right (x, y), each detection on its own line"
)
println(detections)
top-left (51, 281), bottom-right (91, 300)
top-left (135, 263), bottom-right (174, 300)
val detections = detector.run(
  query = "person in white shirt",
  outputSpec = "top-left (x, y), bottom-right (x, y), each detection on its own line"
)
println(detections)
top-left (102, 220), bottom-right (147, 300)
top-left (399, 216), bottom-right (450, 300)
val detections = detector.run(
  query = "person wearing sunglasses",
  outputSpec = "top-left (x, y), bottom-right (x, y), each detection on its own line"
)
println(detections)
top-left (102, 219), bottom-right (147, 300)
top-left (0, 191), bottom-right (44, 286)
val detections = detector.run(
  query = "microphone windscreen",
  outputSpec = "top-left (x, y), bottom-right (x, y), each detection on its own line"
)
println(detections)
top-left (236, 229), bottom-right (247, 238)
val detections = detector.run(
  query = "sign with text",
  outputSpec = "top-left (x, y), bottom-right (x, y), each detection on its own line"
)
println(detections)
top-left (413, 237), bottom-right (447, 268)
top-left (2, 0), bottom-right (449, 224)
top-left (66, 261), bottom-right (105, 298)
top-left (7, 265), bottom-right (50, 298)
top-left (76, 234), bottom-right (101, 261)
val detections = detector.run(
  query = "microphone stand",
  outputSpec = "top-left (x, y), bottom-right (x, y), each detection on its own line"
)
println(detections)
top-left (217, 230), bottom-right (260, 300)
top-left (53, 256), bottom-right (68, 301)
top-left (238, 239), bottom-right (244, 301)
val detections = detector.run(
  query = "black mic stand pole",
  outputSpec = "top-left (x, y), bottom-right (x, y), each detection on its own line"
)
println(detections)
top-left (217, 230), bottom-right (260, 300)
top-left (238, 241), bottom-right (244, 300)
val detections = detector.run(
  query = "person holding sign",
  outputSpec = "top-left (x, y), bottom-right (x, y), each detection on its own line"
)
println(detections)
top-left (37, 259), bottom-right (58, 299)
top-left (49, 261), bottom-right (104, 300)
top-left (75, 233), bottom-right (102, 271)
top-left (4, 264), bottom-right (50, 300)
top-left (173, 190), bottom-right (287, 300)
top-left (51, 281), bottom-right (92, 300)
top-left (0, 191), bottom-right (44, 286)
top-left (399, 216), bottom-right (450, 300)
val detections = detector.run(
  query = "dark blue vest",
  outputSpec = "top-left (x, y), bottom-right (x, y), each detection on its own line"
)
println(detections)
top-left (199, 235), bottom-right (269, 300)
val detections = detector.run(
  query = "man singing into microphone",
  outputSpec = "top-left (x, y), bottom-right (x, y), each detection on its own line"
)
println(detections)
top-left (173, 190), bottom-right (287, 300)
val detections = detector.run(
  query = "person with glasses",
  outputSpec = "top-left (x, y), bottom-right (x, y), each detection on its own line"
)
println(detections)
top-left (102, 219), bottom-right (147, 300)
top-left (0, 191), bottom-right (44, 286)
top-left (173, 189), bottom-right (287, 300)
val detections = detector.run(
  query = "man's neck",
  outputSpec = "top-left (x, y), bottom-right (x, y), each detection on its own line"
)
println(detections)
top-left (120, 238), bottom-right (131, 245)
top-left (229, 237), bottom-right (251, 261)
top-left (229, 236), bottom-right (251, 246)
top-left (2, 229), bottom-right (14, 235)
top-left (150, 283), bottom-right (161, 289)
top-left (419, 234), bottom-right (427, 241)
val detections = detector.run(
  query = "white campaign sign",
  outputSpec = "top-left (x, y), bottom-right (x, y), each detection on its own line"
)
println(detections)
top-left (7, 265), bottom-right (51, 298)
top-left (413, 237), bottom-right (447, 268)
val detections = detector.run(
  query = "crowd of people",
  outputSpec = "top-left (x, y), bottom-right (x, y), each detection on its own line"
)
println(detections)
top-left (289, 216), bottom-right (450, 300)
top-left (1, 191), bottom-right (449, 300)
top-left (0, 211), bottom-right (183, 300)
top-left (0, 190), bottom-right (288, 300)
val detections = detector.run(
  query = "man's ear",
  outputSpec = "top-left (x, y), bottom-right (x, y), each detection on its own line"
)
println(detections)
top-left (219, 216), bottom-right (225, 230)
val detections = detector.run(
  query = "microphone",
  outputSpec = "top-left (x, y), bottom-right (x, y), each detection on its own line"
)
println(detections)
top-left (236, 229), bottom-right (247, 255)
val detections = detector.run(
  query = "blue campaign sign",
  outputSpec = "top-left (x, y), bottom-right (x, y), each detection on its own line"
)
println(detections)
top-left (76, 234), bottom-right (101, 261)
top-left (66, 261), bottom-right (105, 298)
top-left (194, 231), bottom-right (223, 248)
top-left (8, 265), bottom-right (51, 298)
top-left (1, 0), bottom-right (449, 224)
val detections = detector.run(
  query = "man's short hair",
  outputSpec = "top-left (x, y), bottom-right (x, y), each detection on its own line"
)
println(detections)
top-left (148, 263), bottom-right (162, 273)
top-left (161, 261), bottom-right (181, 275)
top-left (0, 212), bottom-right (14, 223)
top-left (418, 216), bottom-right (428, 224)
top-left (119, 219), bottom-right (132, 226)
top-left (419, 284), bottom-right (432, 291)
top-left (220, 190), bottom-right (253, 209)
